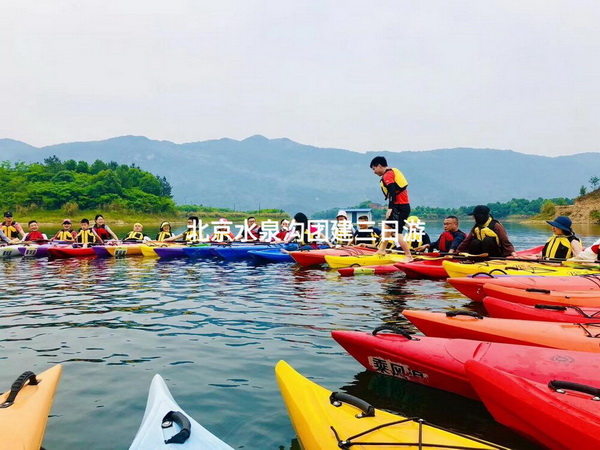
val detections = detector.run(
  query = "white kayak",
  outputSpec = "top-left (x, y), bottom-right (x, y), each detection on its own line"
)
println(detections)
top-left (0, 245), bottom-right (23, 258)
top-left (130, 374), bottom-right (233, 449)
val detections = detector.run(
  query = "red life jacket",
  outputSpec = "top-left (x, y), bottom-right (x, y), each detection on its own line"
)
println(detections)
top-left (25, 231), bottom-right (45, 241)
top-left (94, 226), bottom-right (111, 240)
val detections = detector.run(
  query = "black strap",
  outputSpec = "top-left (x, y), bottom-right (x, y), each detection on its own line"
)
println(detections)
top-left (161, 411), bottom-right (191, 444)
top-left (0, 371), bottom-right (39, 408)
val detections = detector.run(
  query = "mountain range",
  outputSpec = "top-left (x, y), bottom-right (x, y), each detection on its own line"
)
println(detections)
top-left (0, 135), bottom-right (597, 214)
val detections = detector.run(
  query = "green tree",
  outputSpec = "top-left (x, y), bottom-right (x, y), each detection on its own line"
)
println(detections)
top-left (580, 185), bottom-right (587, 196)
top-left (590, 176), bottom-right (600, 191)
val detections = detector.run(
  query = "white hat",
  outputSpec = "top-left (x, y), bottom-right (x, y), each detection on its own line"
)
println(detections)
top-left (218, 217), bottom-right (229, 223)
top-left (336, 210), bottom-right (348, 219)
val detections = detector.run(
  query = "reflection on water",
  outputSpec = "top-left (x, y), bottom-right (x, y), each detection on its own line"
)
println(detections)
top-left (0, 225), bottom-right (598, 449)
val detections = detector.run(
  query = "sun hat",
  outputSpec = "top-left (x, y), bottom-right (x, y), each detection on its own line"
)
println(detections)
top-left (218, 217), bottom-right (229, 223)
top-left (547, 216), bottom-right (573, 233)
top-left (336, 210), bottom-right (348, 219)
top-left (62, 218), bottom-right (71, 224)
top-left (468, 205), bottom-right (490, 216)
top-left (160, 221), bottom-right (171, 229)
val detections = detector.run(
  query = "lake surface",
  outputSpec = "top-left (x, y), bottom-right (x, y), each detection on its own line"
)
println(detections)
top-left (1, 221), bottom-right (599, 449)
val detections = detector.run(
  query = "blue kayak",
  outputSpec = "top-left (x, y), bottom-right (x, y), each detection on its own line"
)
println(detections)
top-left (213, 244), bottom-right (298, 261)
top-left (248, 249), bottom-right (294, 263)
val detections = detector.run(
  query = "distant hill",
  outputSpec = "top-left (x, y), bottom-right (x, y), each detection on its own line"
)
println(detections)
top-left (1, 135), bottom-right (598, 214)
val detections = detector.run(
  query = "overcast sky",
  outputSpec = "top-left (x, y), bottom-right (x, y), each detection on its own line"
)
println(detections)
top-left (2, 1), bottom-right (599, 156)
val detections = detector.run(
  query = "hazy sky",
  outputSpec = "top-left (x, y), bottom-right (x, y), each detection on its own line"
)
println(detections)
top-left (2, 1), bottom-right (599, 156)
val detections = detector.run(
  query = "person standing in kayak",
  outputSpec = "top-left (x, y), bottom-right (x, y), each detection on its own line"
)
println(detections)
top-left (457, 205), bottom-right (517, 257)
top-left (415, 215), bottom-right (466, 254)
top-left (370, 156), bottom-right (413, 260)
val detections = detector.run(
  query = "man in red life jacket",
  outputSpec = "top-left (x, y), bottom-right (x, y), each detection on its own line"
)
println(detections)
top-left (415, 215), bottom-right (466, 254)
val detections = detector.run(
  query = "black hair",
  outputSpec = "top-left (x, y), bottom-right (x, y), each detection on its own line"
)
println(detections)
top-left (293, 212), bottom-right (309, 230)
top-left (94, 214), bottom-right (103, 221)
top-left (28, 220), bottom-right (37, 226)
top-left (188, 216), bottom-right (199, 222)
top-left (81, 219), bottom-right (90, 224)
top-left (445, 215), bottom-right (459, 222)
top-left (369, 156), bottom-right (387, 168)
top-left (358, 215), bottom-right (369, 221)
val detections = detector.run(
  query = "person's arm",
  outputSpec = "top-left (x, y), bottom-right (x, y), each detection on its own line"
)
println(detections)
top-left (91, 229), bottom-right (104, 245)
top-left (105, 225), bottom-right (119, 240)
top-left (571, 239), bottom-right (583, 258)
top-left (494, 223), bottom-right (517, 257)
top-left (15, 223), bottom-right (26, 239)
top-left (164, 232), bottom-right (183, 242)
top-left (450, 231), bottom-right (466, 252)
top-left (0, 228), bottom-right (10, 244)
top-left (456, 232), bottom-right (473, 253)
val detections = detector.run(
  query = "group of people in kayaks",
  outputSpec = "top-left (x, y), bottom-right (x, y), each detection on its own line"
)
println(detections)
top-left (0, 154), bottom-right (598, 261)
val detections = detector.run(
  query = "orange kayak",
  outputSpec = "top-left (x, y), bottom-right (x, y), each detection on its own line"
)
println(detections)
top-left (482, 283), bottom-right (600, 307)
top-left (403, 309), bottom-right (600, 353)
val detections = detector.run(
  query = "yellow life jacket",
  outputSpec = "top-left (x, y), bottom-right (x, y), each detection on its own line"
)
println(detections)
top-left (543, 235), bottom-right (580, 259)
top-left (55, 230), bottom-right (75, 241)
top-left (76, 229), bottom-right (96, 244)
top-left (156, 231), bottom-right (172, 241)
top-left (183, 230), bottom-right (199, 243)
top-left (1, 223), bottom-right (19, 239)
top-left (124, 231), bottom-right (145, 242)
top-left (380, 168), bottom-right (408, 200)
top-left (473, 217), bottom-right (500, 246)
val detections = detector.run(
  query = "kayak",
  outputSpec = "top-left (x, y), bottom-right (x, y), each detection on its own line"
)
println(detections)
top-left (325, 253), bottom-right (409, 269)
top-left (338, 264), bottom-right (401, 276)
top-left (19, 244), bottom-right (51, 258)
top-left (0, 364), bottom-right (62, 450)
top-left (47, 246), bottom-right (97, 259)
top-left (403, 309), bottom-right (600, 352)
top-left (0, 245), bottom-right (23, 258)
top-left (484, 296), bottom-right (600, 323)
top-left (130, 374), bottom-right (233, 449)
top-left (482, 283), bottom-right (600, 307)
top-left (466, 360), bottom-right (600, 449)
top-left (153, 246), bottom-right (188, 259)
top-left (447, 274), bottom-right (600, 301)
top-left (106, 244), bottom-right (143, 257)
top-left (275, 360), bottom-right (506, 450)
top-left (248, 248), bottom-right (294, 263)
top-left (212, 244), bottom-right (297, 261)
top-left (181, 244), bottom-right (220, 259)
top-left (289, 247), bottom-right (376, 267)
top-left (332, 328), bottom-right (600, 400)
top-left (442, 259), bottom-right (600, 278)
top-left (394, 259), bottom-right (448, 279)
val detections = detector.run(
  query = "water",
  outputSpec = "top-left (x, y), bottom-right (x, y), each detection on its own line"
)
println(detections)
top-left (1, 222), bottom-right (599, 449)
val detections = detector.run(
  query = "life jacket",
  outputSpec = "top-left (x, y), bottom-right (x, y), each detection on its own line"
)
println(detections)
top-left (332, 223), bottom-right (354, 245)
top-left (156, 231), bottom-right (172, 241)
top-left (542, 235), bottom-right (581, 259)
top-left (244, 225), bottom-right (261, 241)
top-left (1, 222), bottom-right (20, 239)
top-left (380, 168), bottom-right (409, 203)
top-left (55, 230), bottom-right (75, 241)
top-left (24, 231), bottom-right (45, 241)
top-left (438, 230), bottom-right (467, 253)
top-left (468, 218), bottom-right (502, 256)
top-left (123, 231), bottom-right (145, 242)
top-left (183, 230), bottom-right (199, 243)
top-left (76, 229), bottom-right (96, 244)
top-left (94, 226), bottom-right (112, 240)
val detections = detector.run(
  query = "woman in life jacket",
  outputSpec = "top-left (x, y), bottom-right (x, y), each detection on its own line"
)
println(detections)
top-left (541, 216), bottom-right (582, 259)
top-left (272, 219), bottom-right (291, 242)
top-left (457, 205), bottom-right (518, 257)
top-left (284, 212), bottom-right (331, 249)
top-left (93, 214), bottom-right (119, 241)
top-left (156, 222), bottom-right (173, 241)
top-left (123, 223), bottom-right (151, 242)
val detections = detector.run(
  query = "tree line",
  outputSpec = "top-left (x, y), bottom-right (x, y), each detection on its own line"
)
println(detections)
top-left (0, 157), bottom-right (175, 214)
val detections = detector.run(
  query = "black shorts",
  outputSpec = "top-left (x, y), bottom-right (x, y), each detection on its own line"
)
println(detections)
top-left (387, 204), bottom-right (411, 231)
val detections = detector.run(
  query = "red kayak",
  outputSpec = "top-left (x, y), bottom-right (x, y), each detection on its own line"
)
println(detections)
top-left (482, 283), bottom-right (600, 307)
top-left (332, 328), bottom-right (600, 401)
top-left (289, 247), bottom-right (376, 267)
top-left (338, 264), bottom-right (401, 276)
top-left (403, 309), bottom-right (600, 352)
top-left (47, 246), bottom-right (97, 259)
top-left (466, 360), bottom-right (600, 449)
top-left (484, 296), bottom-right (600, 323)
top-left (447, 274), bottom-right (600, 301)
top-left (394, 259), bottom-right (447, 279)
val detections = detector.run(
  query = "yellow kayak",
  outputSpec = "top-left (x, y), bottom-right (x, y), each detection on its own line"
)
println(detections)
top-left (275, 360), bottom-right (506, 450)
top-left (442, 260), bottom-right (600, 278)
top-left (325, 253), bottom-right (409, 269)
top-left (106, 244), bottom-right (143, 257)
top-left (140, 244), bottom-right (163, 257)
top-left (0, 364), bottom-right (62, 450)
